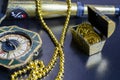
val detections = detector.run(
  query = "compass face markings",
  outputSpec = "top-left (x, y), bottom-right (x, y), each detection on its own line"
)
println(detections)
top-left (20, 39), bottom-right (30, 44)
top-left (14, 49), bottom-right (25, 59)
top-left (0, 33), bottom-right (31, 59)
top-left (14, 51), bottom-right (20, 58)
top-left (8, 52), bottom-right (15, 59)
top-left (3, 53), bottom-right (7, 59)
top-left (17, 37), bottom-right (24, 43)
top-left (0, 53), bottom-right (5, 58)
top-left (7, 52), bottom-right (10, 59)
top-left (8, 36), bottom-right (18, 40)
top-left (0, 44), bottom-right (5, 54)
top-left (13, 52), bottom-right (16, 58)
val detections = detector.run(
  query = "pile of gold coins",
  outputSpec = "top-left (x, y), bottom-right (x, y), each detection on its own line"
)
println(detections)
top-left (76, 22), bottom-right (101, 44)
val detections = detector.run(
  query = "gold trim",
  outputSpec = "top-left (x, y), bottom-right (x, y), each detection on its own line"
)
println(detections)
top-left (8, 26), bottom-right (15, 31)
top-left (8, 59), bottom-right (14, 66)
top-left (0, 29), bottom-right (6, 32)
top-left (32, 33), bottom-right (37, 38)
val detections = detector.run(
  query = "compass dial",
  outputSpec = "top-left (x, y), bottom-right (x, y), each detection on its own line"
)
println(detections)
top-left (0, 32), bottom-right (31, 59)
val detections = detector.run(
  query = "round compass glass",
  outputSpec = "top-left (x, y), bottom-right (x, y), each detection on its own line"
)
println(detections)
top-left (0, 32), bottom-right (31, 60)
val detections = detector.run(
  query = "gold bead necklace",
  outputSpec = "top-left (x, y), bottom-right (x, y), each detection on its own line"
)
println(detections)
top-left (11, 0), bottom-right (71, 80)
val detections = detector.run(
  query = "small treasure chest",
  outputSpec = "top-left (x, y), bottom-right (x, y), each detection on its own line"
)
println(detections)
top-left (71, 6), bottom-right (115, 55)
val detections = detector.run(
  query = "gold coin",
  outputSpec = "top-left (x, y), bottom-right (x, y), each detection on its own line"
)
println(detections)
top-left (76, 22), bottom-right (101, 44)
top-left (76, 22), bottom-right (94, 37)
top-left (84, 33), bottom-right (101, 44)
top-left (77, 22), bottom-right (93, 30)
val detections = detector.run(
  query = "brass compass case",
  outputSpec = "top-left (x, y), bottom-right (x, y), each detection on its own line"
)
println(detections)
top-left (0, 26), bottom-right (42, 69)
top-left (71, 6), bottom-right (115, 55)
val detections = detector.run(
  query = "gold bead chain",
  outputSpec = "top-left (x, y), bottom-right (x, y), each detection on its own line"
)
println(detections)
top-left (11, 0), bottom-right (71, 80)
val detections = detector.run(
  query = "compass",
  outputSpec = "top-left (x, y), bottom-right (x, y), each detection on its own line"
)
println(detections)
top-left (0, 26), bottom-right (42, 69)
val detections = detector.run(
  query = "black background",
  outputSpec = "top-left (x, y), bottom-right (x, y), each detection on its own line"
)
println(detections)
top-left (0, 0), bottom-right (120, 80)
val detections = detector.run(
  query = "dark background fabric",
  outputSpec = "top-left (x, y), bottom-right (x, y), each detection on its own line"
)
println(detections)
top-left (0, 0), bottom-right (120, 80)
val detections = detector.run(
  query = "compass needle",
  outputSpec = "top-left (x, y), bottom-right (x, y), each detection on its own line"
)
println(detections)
top-left (13, 52), bottom-right (16, 58)
top-left (9, 52), bottom-right (15, 59)
top-left (7, 52), bottom-right (10, 59)
top-left (0, 53), bottom-right (5, 58)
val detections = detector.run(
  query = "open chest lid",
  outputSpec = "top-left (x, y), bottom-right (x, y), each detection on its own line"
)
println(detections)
top-left (0, 0), bottom-right (8, 23)
top-left (88, 6), bottom-right (115, 38)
